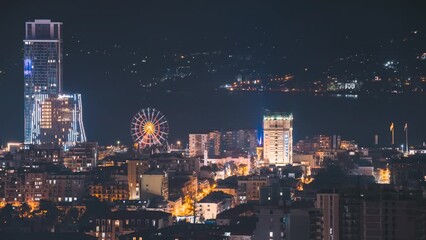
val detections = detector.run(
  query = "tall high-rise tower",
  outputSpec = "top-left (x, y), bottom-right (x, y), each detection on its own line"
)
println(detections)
top-left (24, 20), bottom-right (86, 146)
top-left (24, 19), bottom-right (63, 144)
top-left (263, 111), bottom-right (293, 165)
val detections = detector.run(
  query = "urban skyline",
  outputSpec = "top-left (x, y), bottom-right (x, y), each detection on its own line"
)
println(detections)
top-left (0, 1), bottom-right (426, 240)
top-left (18, 18), bottom-right (421, 151)
top-left (1, 1), bottom-right (426, 146)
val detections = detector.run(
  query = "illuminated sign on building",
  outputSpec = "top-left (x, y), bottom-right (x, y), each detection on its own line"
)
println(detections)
top-left (24, 59), bottom-right (32, 76)
top-left (284, 134), bottom-right (289, 158)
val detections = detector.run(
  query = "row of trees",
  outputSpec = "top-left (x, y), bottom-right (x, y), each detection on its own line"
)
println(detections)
top-left (0, 197), bottom-right (110, 233)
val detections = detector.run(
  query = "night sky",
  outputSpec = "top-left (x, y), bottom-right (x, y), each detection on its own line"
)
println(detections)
top-left (0, 0), bottom-right (425, 145)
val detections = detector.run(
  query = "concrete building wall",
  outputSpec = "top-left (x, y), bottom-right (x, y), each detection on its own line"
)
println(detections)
top-left (316, 193), bottom-right (339, 240)
top-left (189, 134), bottom-right (208, 157)
top-left (140, 173), bottom-right (168, 199)
top-left (263, 112), bottom-right (293, 166)
top-left (127, 159), bottom-right (149, 200)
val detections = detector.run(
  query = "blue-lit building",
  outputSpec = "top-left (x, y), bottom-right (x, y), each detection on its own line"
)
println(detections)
top-left (24, 19), bottom-right (63, 144)
top-left (24, 20), bottom-right (86, 146)
top-left (31, 93), bottom-right (86, 146)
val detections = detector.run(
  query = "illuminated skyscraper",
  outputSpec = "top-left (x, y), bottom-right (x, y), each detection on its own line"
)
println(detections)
top-left (24, 19), bottom-right (63, 144)
top-left (263, 111), bottom-right (293, 165)
top-left (24, 20), bottom-right (86, 146)
top-left (31, 94), bottom-right (86, 146)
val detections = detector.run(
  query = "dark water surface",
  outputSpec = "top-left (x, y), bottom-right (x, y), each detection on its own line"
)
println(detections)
top-left (82, 91), bottom-right (426, 147)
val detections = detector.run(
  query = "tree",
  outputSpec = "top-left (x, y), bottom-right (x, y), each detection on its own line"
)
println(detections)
top-left (67, 207), bottom-right (80, 224)
top-left (79, 196), bottom-right (110, 232)
top-left (39, 200), bottom-right (60, 223)
top-left (0, 204), bottom-right (14, 225)
top-left (19, 202), bottom-right (31, 219)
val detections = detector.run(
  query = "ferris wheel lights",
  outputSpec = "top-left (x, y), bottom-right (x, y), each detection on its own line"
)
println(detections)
top-left (130, 108), bottom-right (169, 149)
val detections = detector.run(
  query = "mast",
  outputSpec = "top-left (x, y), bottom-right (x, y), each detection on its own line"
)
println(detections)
top-left (404, 123), bottom-right (408, 154)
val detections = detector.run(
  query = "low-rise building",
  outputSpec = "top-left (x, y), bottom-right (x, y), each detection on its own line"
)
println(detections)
top-left (237, 175), bottom-right (268, 203)
top-left (197, 191), bottom-right (233, 222)
top-left (63, 142), bottom-right (98, 172)
top-left (93, 210), bottom-right (172, 240)
top-left (169, 172), bottom-right (198, 200)
top-left (90, 183), bottom-right (129, 202)
top-left (47, 172), bottom-right (88, 203)
top-left (17, 145), bottom-right (63, 165)
top-left (140, 171), bottom-right (168, 200)
top-left (23, 171), bottom-right (48, 202)
top-left (3, 169), bottom-right (24, 202)
top-left (259, 183), bottom-right (292, 206)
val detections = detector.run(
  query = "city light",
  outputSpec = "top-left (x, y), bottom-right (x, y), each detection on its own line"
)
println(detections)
top-left (0, 3), bottom-right (425, 239)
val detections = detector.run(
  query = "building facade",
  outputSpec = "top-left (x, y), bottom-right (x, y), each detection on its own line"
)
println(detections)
top-left (30, 93), bottom-right (86, 146)
top-left (190, 130), bottom-right (258, 158)
top-left (140, 172), bottom-right (169, 200)
top-left (24, 19), bottom-right (63, 144)
top-left (197, 191), bottom-right (233, 222)
top-left (208, 131), bottom-right (221, 157)
top-left (46, 172), bottom-right (87, 203)
top-left (189, 134), bottom-right (208, 157)
top-left (237, 176), bottom-right (268, 203)
top-left (263, 112), bottom-right (293, 165)
top-left (345, 188), bottom-right (425, 240)
top-left (90, 183), bottom-right (129, 202)
top-left (221, 130), bottom-right (258, 155)
top-left (252, 206), bottom-right (324, 240)
top-left (24, 19), bottom-right (86, 147)
top-left (127, 159), bottom-right (149, 200)
top-left (94, 211), bottom-right (172, 240)
top-left (23, 171), bottom-right (49, 202)
top-left (63, 142), bottom-right (97, 172)
top-left (316, 192), bottom-right (340, 240)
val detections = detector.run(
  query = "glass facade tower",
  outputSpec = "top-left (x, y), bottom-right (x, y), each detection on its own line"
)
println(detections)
top-left (24, 19), bottom-right (86, 146)
top-left (24, 19), bottom-right (63, 144)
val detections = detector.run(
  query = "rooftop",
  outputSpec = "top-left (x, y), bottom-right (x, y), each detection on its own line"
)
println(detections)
top-left (105, 210), bottom-right (171, 220)
top-left (1, 233), bottom-right (95, 240)
top-left (199, 191), bottom-right (233, 204)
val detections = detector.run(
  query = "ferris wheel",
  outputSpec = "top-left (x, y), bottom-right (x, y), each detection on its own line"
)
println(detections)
top-left (130, 108), bottom-right (169, 148)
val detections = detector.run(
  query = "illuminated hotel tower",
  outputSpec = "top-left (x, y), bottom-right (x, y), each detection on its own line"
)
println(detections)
top-left (32, 93), bottom-right (86, 146)
top-left (24, 19), bottom-right (86, 146)
top-left (24, 19), bottom-right (63, 143)
top-left (263, 111), bottom-right (293, 165)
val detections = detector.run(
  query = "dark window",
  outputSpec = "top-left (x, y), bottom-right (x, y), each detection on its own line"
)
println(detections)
top-left (54, 24), bottom-right (58, 39)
